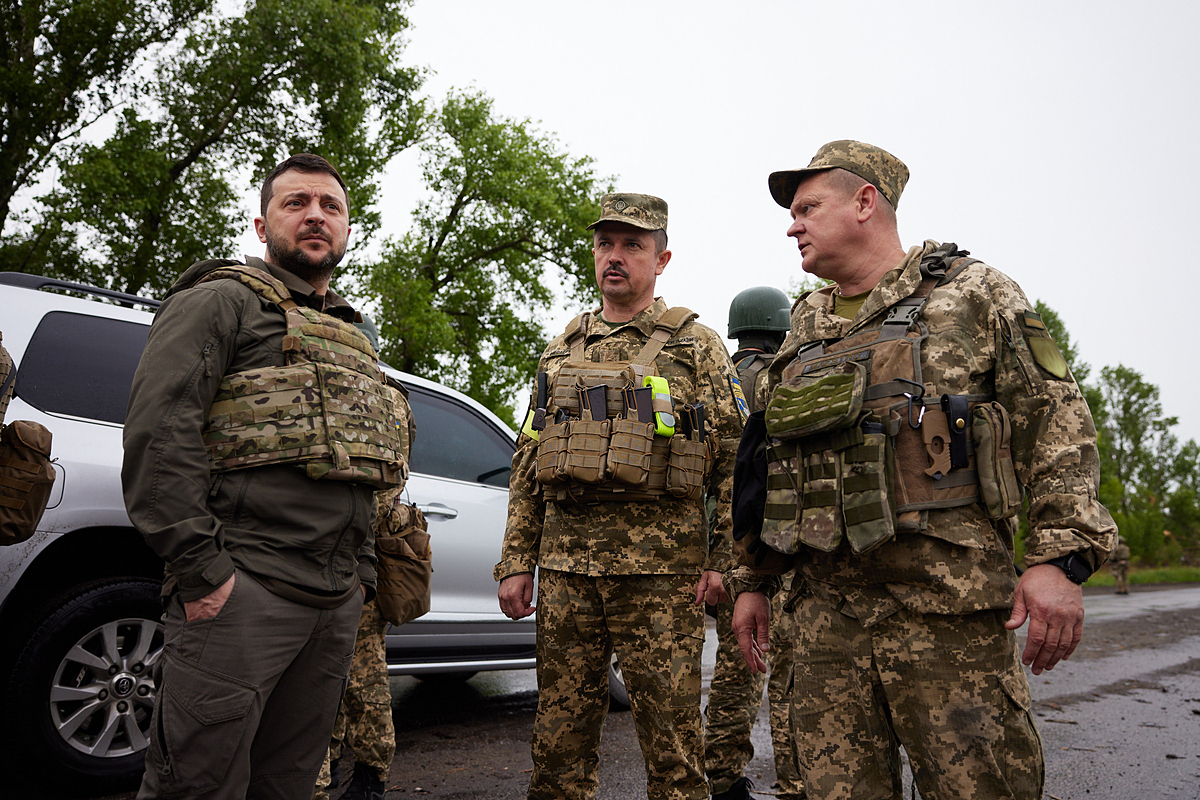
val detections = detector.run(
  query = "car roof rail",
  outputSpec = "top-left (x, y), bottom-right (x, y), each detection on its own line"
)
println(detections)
top-left (0, 271), bottom-right (161, 309)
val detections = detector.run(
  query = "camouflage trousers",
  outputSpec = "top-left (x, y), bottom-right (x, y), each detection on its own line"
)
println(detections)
top-left (704, 586), bottom-right (805, 799)
top-left (313, 599), bottom-right (394, 800)
top-left (789, 595), bottom-right (1044, 800)
top-left (529, 569), bottom-right (707, 800)
top-left (1112, 561), bottom-right (1130, 593)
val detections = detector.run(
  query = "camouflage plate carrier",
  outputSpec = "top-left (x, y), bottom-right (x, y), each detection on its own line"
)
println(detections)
top-left (532, 308), bottom-right (715, 504)
top-left (762, 244), bottom-right (1023, 556)
top-left (191, 263), bottom-right (406, 489)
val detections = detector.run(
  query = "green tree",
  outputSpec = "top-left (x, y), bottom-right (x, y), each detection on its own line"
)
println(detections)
top-left (8, 0), bottom-right (424, 298)
top-left (364, 91), bottom-right (607, 425)
top-left (0, 0), bottom-right (208, 231)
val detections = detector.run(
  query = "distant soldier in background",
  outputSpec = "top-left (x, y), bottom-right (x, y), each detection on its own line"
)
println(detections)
top-left (1111, 535), bottom-right (1131, 595)
top-left (704, 286), bottom-right (805, 800)
top-left (315, 315), bottom-right (416, 800)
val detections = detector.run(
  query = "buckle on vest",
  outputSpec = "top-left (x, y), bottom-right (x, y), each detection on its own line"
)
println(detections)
top-left (884, 303), bottom-right (922, 326)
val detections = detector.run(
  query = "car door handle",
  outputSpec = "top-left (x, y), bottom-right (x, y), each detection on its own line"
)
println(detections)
top-left (417, 503), bottom-right (459, 520)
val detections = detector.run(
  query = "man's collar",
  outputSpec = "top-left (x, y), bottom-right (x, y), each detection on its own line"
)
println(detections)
top-left (248, 256), bottom-right (359, 322)
top-left (594, 297), bottom-right (669, 337)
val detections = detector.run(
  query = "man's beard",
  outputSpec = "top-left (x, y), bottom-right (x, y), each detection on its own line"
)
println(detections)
top-left (265, 225), bottom-right (344, 285)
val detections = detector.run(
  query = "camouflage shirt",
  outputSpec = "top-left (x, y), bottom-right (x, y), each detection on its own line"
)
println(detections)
top-left (749, 241), bottom-right (1117, 621)
top-left (495, 298), bottom-right (744, 580)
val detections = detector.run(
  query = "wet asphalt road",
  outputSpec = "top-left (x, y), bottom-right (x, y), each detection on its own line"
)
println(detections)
top-left (83, 584), bottom-right (1200, 800)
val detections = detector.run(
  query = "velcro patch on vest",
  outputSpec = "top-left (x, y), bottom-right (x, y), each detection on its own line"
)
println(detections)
top-left (799, 348), bottom-right (872, 376)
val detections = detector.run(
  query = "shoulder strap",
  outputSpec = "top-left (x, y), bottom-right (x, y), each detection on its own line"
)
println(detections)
top-left (632, 306), bottom-right (697, 367)
top-left (877, 244), bottom-right (976, 341)
top-left (566, 312), bottom-right (590, 361)
top-left (0, 363), bottom-right (16, 402)
top-left (192, 263), bottom-right (299, 312)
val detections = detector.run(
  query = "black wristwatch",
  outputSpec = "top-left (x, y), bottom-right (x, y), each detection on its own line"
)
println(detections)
top-left (1044, 553), bottom-right (1093, 585)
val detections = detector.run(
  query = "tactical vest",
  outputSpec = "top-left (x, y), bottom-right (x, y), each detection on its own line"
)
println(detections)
top-left (761, 245), bottom-right (1022, 556)
top-left (194, 264), bottom-right (405, 490)
top-left (734, 352), bottom-right (771, 416)
top-left (532, 307), bottom-right (714, 504)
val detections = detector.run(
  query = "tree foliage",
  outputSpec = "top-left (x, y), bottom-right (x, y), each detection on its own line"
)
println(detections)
top-left (0, 0), bottom-right (209, 230)
top-left (363, 91), bottom-right (607, 425)
top-left (4, 0), bottom-right (424, 297)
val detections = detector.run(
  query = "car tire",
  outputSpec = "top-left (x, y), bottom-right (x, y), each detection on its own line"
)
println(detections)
top-left (608, 653), bottom-right (630, 710)
top-left (5, 578), bottom-right (164, 793)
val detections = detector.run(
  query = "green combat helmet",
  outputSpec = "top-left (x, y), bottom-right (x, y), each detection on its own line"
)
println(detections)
top-left (354, 313), bottom-right (381, 353)
top-left (728, 286), bottom-right (791, 338)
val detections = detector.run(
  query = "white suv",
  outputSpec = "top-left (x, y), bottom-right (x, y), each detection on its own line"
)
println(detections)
top-left (0, 272), bottom-right (537, 792)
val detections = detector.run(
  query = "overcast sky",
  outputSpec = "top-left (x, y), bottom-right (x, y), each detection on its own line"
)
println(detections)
top-left (245, 0), bottom-right (1200, 443)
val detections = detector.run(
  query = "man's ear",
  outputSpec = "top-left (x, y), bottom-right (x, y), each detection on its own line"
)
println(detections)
top-left (655, 249), bottom-right (672, 275)
top-left (254, 217), bottom-right (268, 244)
top-left (855, 184), bottom-right (879, 222)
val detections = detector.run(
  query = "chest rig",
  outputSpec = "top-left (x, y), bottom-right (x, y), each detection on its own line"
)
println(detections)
top-left (761, 245), bottom-right (1022, 556)
top-left (194, 264), bottom-right (406, 489)
top-left (532, 307), bottom-right (714, 504)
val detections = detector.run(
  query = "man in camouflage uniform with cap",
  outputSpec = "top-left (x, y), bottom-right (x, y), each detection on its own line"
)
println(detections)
top-left (704, 287), bottom-right (805, 800)
top-left (730, 141), bottom-right (1117, 800)
top-left (497, 193), bottom-right (745, 800)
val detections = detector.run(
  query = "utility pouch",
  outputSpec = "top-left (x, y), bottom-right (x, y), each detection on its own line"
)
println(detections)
top-left (553, 362), bottom-right (638, 419)
top-left (0, 420), bottom-right (55, 546)
top-left (766, 361), bottom-right (867, 440)
top-left (797, 446), bottom-right (844, 552)
top-left (972, 402), bottom-right (1022, 519)
top-left (608, 418), bottom-right (655, 486)
top-left (665, 433), bottom-right (709, 500)
top-left (841, 423), bottom-right (896, 554)
top-left (535, 420), bottom-right (571, 486)
top-left (374, 503), bottom-right (432, 627)
top-left (564, 419), bottom-right (611, 484)
top-left (761, 439), bottom-right (803, 554)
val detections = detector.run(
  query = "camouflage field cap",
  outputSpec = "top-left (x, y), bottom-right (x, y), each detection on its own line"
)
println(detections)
top-left (586, 192), bottom-right (668, 232)
top-left (768, 140), bottom-right (910, 210)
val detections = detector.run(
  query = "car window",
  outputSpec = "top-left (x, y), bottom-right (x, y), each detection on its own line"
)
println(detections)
top-left (17, 311), bottom-right (150, 424)
top-left (406, 387), bottom-right (514, 487)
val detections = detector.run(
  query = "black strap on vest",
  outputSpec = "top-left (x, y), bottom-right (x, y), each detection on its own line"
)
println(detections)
top-left (877, 243), bottom-right (976, 341)
top-left (0, 366), bottom-right (16, 401)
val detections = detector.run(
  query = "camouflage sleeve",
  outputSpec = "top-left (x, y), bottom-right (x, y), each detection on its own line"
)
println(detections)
top-left (985, 271), bottom-right (1117, 569)
top-left (694, 325), bottom-right (743, 574)
top-left (494, 389), bottom-right (544, 581)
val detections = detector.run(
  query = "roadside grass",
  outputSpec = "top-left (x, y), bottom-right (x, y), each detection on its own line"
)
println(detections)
top-left (1085, 565), bottom-right (1200, 587)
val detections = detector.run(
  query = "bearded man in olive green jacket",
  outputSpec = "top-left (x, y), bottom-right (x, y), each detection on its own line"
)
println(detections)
top-left (123, 154), bottom-right (404, 800)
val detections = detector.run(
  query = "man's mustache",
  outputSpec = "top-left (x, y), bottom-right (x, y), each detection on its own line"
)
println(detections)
top-left (604, 265), bottom-right (628, 279)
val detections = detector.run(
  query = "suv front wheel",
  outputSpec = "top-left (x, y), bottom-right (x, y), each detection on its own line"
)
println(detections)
top-left (6, 578), bottom-right (164, 792)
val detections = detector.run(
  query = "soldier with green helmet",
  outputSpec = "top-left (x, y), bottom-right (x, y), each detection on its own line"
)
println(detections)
top-left (703, 287), bottom-right (805, 800)
top-left (497, 192), bottom-right (745, 800)
top-left (123, 154), bottom-right (404, 799)
top-left (730, 140), bottom-right (1117, 800)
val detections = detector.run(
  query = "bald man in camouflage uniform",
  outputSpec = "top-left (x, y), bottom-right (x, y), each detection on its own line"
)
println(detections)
top-left (497, 193), bottom-right (744, 800)
top-left (731, 141), bottom-right (1117, 800)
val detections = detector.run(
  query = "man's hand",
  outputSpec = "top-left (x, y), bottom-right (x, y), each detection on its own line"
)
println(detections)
top-left (694, 570), bottom-right (728, 607)
top-left (1006, 562), bottom-right (1085, 675)
top-left (184, 573), bottom-right (236, 622)
top-left (498, 573), bottom-right (536, 620)
top-left (732, 591), bottom-right (771, 674)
